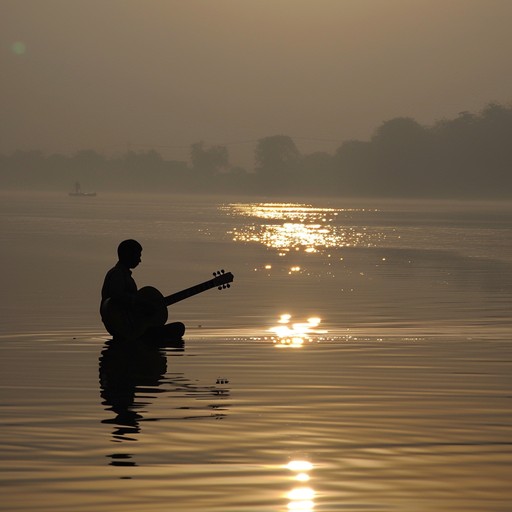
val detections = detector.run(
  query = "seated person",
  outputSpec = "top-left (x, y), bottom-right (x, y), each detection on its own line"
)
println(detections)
top-left (100, 239), bottom-right (185, 342)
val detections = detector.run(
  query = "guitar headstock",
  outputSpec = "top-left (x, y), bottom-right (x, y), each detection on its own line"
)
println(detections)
top-left (212, 269), bottom-right (234, 290)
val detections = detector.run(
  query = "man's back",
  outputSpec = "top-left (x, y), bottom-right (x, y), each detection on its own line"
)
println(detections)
top-left (101, 262), bottom-right (137, 304)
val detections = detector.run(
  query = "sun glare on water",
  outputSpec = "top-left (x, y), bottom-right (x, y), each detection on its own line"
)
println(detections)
top-left (223, 203), bottom-right (383, 255)
top-left (270, 314), bottom-right (327, 348)
top-left (285, 460), bottom-right (315, 511)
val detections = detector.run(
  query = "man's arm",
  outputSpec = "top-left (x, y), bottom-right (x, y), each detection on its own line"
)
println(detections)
top-left (102, 267), bottom-right (137, 307)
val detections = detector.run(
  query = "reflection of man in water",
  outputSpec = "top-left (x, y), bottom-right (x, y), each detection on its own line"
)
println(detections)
top-left (100, 239), bottom-right (185, 342)
top-left (99, 336), bottom-right (227, 467)
top-left (99, 339), bottom-right (169, 440)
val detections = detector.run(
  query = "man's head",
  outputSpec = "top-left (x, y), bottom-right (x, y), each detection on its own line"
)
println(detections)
top-left (117, 239), bottom-right (142, 269)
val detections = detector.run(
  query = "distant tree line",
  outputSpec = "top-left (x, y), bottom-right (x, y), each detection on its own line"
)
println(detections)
top-left (1, 102), bottom-right (511, 198)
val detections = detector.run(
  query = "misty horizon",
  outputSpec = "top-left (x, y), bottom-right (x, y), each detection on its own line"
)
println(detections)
top-left (2, 101), bottom-right (511, 199)
top-left (2, 0), bottom-right (512, 171)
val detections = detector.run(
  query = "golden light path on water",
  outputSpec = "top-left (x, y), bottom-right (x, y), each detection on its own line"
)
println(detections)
top-left (222, 202), bottom-right (382, 344)
top-left (222, 202), bottom-right (387, 343)
top-left (223, 202), bottom-right (385, 255)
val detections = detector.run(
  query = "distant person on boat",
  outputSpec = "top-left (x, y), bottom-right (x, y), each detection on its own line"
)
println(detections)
top-left (100, 239), bottom-right (185, 342)
top-left (69, 181), bottom-right (97, 196)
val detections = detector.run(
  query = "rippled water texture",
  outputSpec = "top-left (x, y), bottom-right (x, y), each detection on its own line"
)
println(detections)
top-left (1, 192), bottom-right (511, 511)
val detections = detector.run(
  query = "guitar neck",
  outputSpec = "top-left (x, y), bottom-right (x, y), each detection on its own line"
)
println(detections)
top-left (163, 277), bottom-right (224, 306)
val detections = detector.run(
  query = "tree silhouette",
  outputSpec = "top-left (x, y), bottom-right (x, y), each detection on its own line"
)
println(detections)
top-left (254, 135), bottom-right (301, 192)
top-left (1, 102), bottom-right (512, 197)
top-left (255, 135), bottom-right (301, 175)
top-left (190, 142), bottom-right (229, 176)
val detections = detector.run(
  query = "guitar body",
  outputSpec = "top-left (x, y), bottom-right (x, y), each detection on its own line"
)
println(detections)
top-left (100, 270), bottom-right (234, 341)
top-left (101, 286), bottom-right (168, 340)
top-left (136, 285), bottom-right (169, 326)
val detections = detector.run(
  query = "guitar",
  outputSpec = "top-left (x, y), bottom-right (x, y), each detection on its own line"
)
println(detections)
top-left (101, 270), bottom-right (234, 340)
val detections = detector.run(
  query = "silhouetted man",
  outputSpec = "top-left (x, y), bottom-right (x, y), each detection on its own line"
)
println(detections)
top-left (100, 239), bottom-right (185, 342)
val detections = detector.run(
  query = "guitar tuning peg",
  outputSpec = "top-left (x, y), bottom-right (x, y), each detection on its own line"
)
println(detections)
top-left (213, 272), bottom-right (217, 277)
top-left (221, 269), bottom-right (225, 273)
top-left (226, 283), bottom-right (230, 288)
top-left (218, 285), bottom-right (222, 290)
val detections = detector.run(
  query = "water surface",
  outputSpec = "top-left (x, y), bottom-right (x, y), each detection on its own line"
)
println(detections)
top-left (1, 191), bottom-right (511, 511)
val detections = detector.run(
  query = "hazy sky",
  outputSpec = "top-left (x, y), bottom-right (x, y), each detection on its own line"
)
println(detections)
top-left (2, 0), bottom-right (512, 167)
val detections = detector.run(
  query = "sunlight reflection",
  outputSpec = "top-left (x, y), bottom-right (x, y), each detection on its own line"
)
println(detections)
top-left (224, 202), bottom-right (383, 255)
top-left (227, 203), bottom-right (343, 221)
top-left (279, 314), bottom-right (292, 324)
top-left (285, 460), bottom-right (315, 511)
top-left (270, 315), bottom-right (327, 348)
top-left (286, 461), bottom-right (313, 472)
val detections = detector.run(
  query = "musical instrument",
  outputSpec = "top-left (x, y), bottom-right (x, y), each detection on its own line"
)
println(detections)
top-left (101, 270), bottom-right (234, 340)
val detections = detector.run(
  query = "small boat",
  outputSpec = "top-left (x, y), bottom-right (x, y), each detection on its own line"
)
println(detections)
top-left (69, 182), bottom-right (96, 197)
